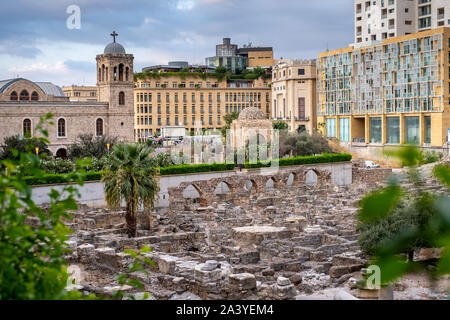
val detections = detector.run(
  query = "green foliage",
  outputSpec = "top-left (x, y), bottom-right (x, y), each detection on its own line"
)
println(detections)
top-left (245, 153), bottom-right (352, 169)
top-left (39, 158), bottom-right (76, 174)
top-left (221, 112), bottom-right (240, 136)
top-left (23, 171), bottom-right (102, 186)
top-left (0, 113), bottom-right (84, 300)
top-left (279, 132), bottom-right (333, 157)
top-left (0, 135), bottom-right (52, 160)
top-left (357, 146), bottom-right (450, 285)
top-left (273, 121), bottom-right (289, 130)
top-left (151, 152), bottom-right (172, 168)
top-left (103, 144), bottom-right (159, 238)
top-left (422, 150), bottom-right (444, 164)
top-left (159, 163), bottom-right (235, 175)
top-left (68, 134), bottom-right (118, 160)
top-left (215, 66), bottom-right (227, 74)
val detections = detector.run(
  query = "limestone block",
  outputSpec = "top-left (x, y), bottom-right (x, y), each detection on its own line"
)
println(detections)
top-left (277, 276), bottom-right (291, 286)
top-left (228, 273), bottom-right (257, 290)
top-left (158, 255), bottom-right (180, 274)
top-left (78, 244), bottom-right (95, 263)
top-left (194, 266), bottom-right (223, 283)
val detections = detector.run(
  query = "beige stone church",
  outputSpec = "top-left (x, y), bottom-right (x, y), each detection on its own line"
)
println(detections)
top-left (0, 33), bottom-right (134, 158)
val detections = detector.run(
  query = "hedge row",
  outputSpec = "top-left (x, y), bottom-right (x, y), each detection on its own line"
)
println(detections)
top-left (24, 171), bottom-right (103, 186)
top-left (245, 153), bottom-right (352, 169)
top-left (24, 154), bottom-right (352, 185)
top-left (159, 163), bottom-right (235, 175)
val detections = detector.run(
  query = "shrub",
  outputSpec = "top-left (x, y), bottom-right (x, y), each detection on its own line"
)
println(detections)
top-left (245, 153), bottom-right (352, 169)
top-left (24, 171), bottom-right (102, 186)
top-left (159, 163), bottom-right (235, 175)
top-left (0, 135), bottom-right (52, 160)
top-left (279, 132), bottom-right (332, 157)
top-left (422, 150), bottom-right (443, 164)
top-left (68, 134), bottom-right (118, 160)
top-left (39, 158), bottom-right (75, 174)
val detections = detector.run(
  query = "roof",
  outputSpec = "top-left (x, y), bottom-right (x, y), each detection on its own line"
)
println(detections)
top-left (104, 42), bottom-right (126, 54)
top-left (0, 78), bottom-right (66, 97)
top-left (238, 47), bottom-right (273, 53)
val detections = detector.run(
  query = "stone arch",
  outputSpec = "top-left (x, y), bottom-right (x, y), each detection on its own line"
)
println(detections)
top-left (113, 66), bottom-right (118, 80)
top-left (125, 66), bottom-right (129, 81)
top-left (10, 91), bottom-right (18, 101)
top-left (286, 173), bottom-right (295, 187)
top-left (265, 177), bottom-right (275, 191)
top-left (101, 64), bottom-right (105, 82)
top-left (56, 148), bottom-right (67, 159)
top-left (182, 184), bottom-right (208, 206)
top-left (57, 118), bottom-right (66, 137)
top-left (31, 91), bottom-right (39, 101)
top-left (20, 90), bottom-right (29, 101)
top-left (214, 181), bottom-right (232, 195)
top-left (305, 169), bottom-right (319, 186)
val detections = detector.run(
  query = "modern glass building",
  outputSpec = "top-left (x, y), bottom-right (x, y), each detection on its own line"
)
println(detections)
top-left (317, 27), bottom-right (450, 147)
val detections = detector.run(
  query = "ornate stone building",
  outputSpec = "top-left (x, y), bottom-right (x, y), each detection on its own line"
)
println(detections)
top-left (230, 106), bottom-right (273, 150)
top-left (0, 32), bottom-right (134, 157)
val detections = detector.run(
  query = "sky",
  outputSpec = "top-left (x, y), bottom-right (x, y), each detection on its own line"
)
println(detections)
top-left (0, 0), bottom-right (354, 86)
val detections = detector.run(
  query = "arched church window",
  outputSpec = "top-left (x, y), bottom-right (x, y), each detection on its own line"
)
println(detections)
top-left (23, 119), bottom-right (31, 137)
top-left (96, 118), bottom-right (103, 136)
top-left (102, 64), bottom-right (105, 82)
top-left (31, 91), bottom-right (39, 101)
top-left (119, 64), bottom-right (124, 81)
top-left (125, 67), bottom-right (129, 81)
top-left (20, 90), bottom-right (29, 101)
top-left (119, 92), bottom-right (125, 105)
top-left (58, 118), bottom-right (66, 137)
top-left (10, 91), bottom-right (18, 101)
top-left (113, 66), bottom-right (117, 81)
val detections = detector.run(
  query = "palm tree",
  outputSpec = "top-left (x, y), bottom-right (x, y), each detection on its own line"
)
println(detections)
top-left (103, 144), bottom-right (159, 238)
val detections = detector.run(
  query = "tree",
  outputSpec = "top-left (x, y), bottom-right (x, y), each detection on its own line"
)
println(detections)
top-left (68, 134), bottom-right (118, 160)
top-left (0, 135), bottom-right (52, 161)
top-left (215, 66), bottom-right (227, 74)
top-left (279, 132), bottom-right (332, 157)
top-left (357, 146), bottom-right (450, 285)
top-left (0, 113), bottom-right (84, 299)
top-left (273, 121), bottom-right (288, 130)
top-left (180, 67), bottom-right (190, 73)
top-left (103, 144), bottom-right (160, 238)
top-left (221, 112), bottom-right (240, 137)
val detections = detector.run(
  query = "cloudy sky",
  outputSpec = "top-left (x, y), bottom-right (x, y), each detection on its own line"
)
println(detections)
top-left (0, 0), bottom-right (354, 86)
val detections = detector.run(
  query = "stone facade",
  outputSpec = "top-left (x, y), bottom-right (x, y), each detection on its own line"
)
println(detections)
top-left (0, 33), bottom-right (135, 156)
top-left (230, 107), bottom-right (273, 150)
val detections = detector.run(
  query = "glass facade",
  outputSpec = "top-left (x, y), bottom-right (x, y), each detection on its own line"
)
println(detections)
top-left (405, 116), bottom-right (420, 145)
top-left (386, 117), bottom-right (400, 144)
top-left (326, 118), bottom-right (336, 138)
top-left (339, 118), bottom-right (350, 142)
top-left (369, 117), bottom-right (382, 143)
top-left (424, 116), bottom-right (431, 144)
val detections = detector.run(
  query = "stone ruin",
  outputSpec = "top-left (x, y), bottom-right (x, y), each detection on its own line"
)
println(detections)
top-left (34, 162), bottom-right (449, 299)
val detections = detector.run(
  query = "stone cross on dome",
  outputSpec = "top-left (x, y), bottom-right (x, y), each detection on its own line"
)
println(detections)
top-left (110, 31), bottom-right (118, 43)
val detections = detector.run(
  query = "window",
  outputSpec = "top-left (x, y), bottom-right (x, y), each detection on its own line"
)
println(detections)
top-left (369, 117), bottom-right (382, 143)
top-left (23, 119), bottom-right (31, 137)
top-left (96, 118), bottom-right (103, 136)
top-left (119, 92), bottom-right (125, 105)
top-left (298, 97), bottom-right (305, 120)
top-left (339, 118), bottom-right (350, 142)
top-left (20, 90), bottom-right (29, 101)
top-left (326, 118), bottom-right (336, 138)
top-left (57, 118), bottom-right (66, 137)
top-left (31, 91), bottom-right (39, 101)
top-left (405, 116), bottom-right (419, 145)
top-left (10, 91), bottom-right (18, 101)
top-left (386, 117), bottom-right (400, 144)
top-left (424, 116), bottom-right (431, 144)
top-left (298, 69), bottom-right (305, 75)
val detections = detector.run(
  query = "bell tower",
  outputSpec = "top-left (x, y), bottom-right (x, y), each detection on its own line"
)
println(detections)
top-left (96, 31), bottom-right (134, 143)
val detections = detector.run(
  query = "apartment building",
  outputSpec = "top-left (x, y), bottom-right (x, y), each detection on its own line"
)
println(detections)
top-left (62, 85), bottom-right (98, 102)
top-left (271, 59), bottom-right (317, 133)
top-left (134, 74), bottom-right (271, 141)
top-left (354, 0), bottom-right (450, 47)
top-left (206, 38), bottom-right (274, 72)
top-left (317, 28), bottom-right (450, 154)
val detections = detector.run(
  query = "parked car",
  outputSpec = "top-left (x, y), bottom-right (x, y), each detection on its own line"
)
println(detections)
top-left (365, 160), bottom-right (380, 168)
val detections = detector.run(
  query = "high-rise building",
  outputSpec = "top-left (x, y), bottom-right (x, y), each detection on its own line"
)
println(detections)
top-left (317, 27), bottom-right (450, 154)
top-left (271, 59), bottom-right (317, 133)
top-left (134, 70), bottom-right (272, 141)
top-left (354, 0), bottom-right (450, 47)
top-left (205, 38), bottom-right (274, 72)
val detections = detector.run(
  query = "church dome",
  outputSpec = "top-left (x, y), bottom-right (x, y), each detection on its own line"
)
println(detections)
top-left (104, 42), bottom-right (126, 54)
top-left (239, 107), bottom-right (266, 121)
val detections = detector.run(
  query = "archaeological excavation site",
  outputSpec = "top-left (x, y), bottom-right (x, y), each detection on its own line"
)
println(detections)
top-left (39, 159), bottom-right (449, 301)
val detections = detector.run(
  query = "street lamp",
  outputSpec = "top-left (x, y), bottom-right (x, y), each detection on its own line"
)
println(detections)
top-left (106, 144), bottom-right (110, 154)
top-left (35, 147), bottom-right (39, 156)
